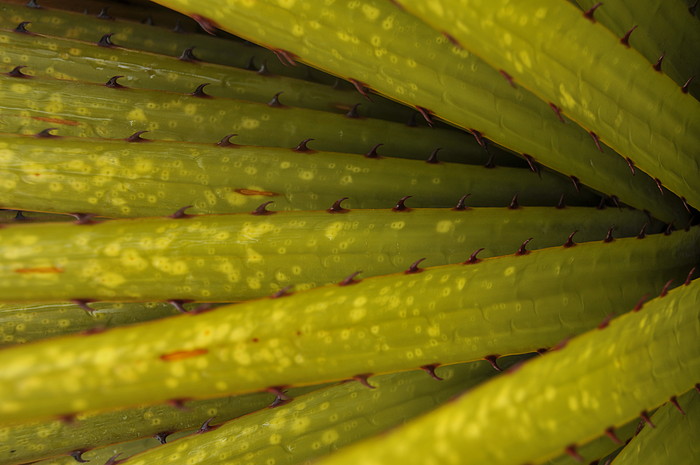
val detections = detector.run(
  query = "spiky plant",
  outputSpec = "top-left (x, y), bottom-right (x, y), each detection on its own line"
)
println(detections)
top-left (0, 0), bottom-right (698, 464)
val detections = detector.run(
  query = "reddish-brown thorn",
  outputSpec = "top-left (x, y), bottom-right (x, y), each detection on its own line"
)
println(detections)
top-left (416, 106), bottom-right (434, 127)
top-left (217, 134), bottom-right (238, 147)
top-left (293, 138), bottom-right (314, 152)
top-left (499, 69), bottom-right (516, 87)
top-left (72, 299), bottom-right (95, 314)
top-left (246, 56), bottom-right (257, 71)
top-left (522, 154), bottom-right (540, 175)
top-left (14, 21), bottom-right (32, 34)
top-left (405, 258), bottom-right (426, 274)
top-left (563, 230), bottom-right (578, 248)
top-left (685, 267), bottom-right (696, 285)
top-left (58, 413), bottom-right (77, 424)
top-left (97, 7), bottom-right (113, 20)
top-left (682, 76), bottom-right (695, 94)
top-left (565, 444), bottom-right (584, 462)
top-left (604, 427), bottom-right (623, 444)
top-left (637, 223), bottom-right (648, 239)
top-left (179, 47), bottom-right (199, 62)
top-left (420, 364), bottom-right (444, 381)
top-left (696, 383), bottom-right (700, 393)
top-left (625, 157), bottom-right (636, 175)
top-left (653, 178), bottom-right (664, 194)
top-left (168, 300), bottom-right (192, 313)
top-left (484, 355), bottom-right (502, 372)
top-left (191, 83), bottom-right (211, 98)
top-left (172, 20), bottom-right (185, 33)
top-left (7, 65), bottom-right (30, 78)
top-left (348, 78), bottom-right (373, 101)
top-left (153, 431), bottom-right (170, 444)
top-left (640, 411), bottom-right (655, 428)
top-left (680, 197), bottom-right (691, 214)
top-left (271, 286), bottom-right (293, 299)
top-left (443, 31), bottom-right (461, 47)
top-left (267, 91), bottom-right (284, 107)
top-left (170, 205), bottom-right (193, 219)
top-left (352, 374), bottom-right (376, 389)
top-left (664, 223), bottom-right (674, 236)
top-left (556, 194), bottom-right (566, 209)
top-left (610, 195), bottom-right (620, 208)
top-left (536, 348), bottom-right (549, 355)
top-left (597, 313), bottom-right (614, 330)
top-left (328, 197), bottom-right (350, 213)
top-left (272, 48), bottom-right (297, 66)
top-left (583, 2), bottom-right (602, 22)
top-left (14, 211), bottom-right (27, 221)
top-left (426, 148), bottom-right (441, 164)
top-left (604, 226), bottom-right (615, 243)
top-left (597, 196), bottom-right (607, 210)
top-left (549, 102), bottom-right (565, 122)
top-left (339, 271), bottom-right (362, 286)
top-left (552, 337), bottom-right (570, 351)
top-left (484, 151), bottom-right (496, 169)
top-left (197, 417), bottom-right (217, 433)
top-left (464, 248), bottom-right (484, 265)
top-left (257, 61), bottom-right (270, 75)
top-left (470, 129), bottom-right (487, 150)
top-left (633, 294), bottom-right (650, 312)
top-left (126, 130), bottom-right (149, 142)
top-left (620, 25), bottom-right (637, 47)
top-left (70, 450), bottom-right (89, 463)
top-left (191, 14), bottom-right (219, 34)
top-left (516, 238), bottom-right (533, 256)
top-left (659, 279), bottom-right (674, 297)
top-left (71, 213), bottom-right (96, 225)
top-left (392, 195), bottom-right (412, 212)
top-left (105, 75), bottom-right (126, 89)
top-left (669, 396), bottom-right (686, 414)
top-left (252, 201), bottom-right (275, 216)
top-left (570, 175), bottom-right (581, 193)
top-left (589, 131), bottom-right (603, 152)
top-left (453, 194), bottom-right (471, 211)
top-left (345, 103), bottom-right (361, 118)
top-left (167, 398), bottom-right (191, 410)
top-left (365, 143), bottom-right (383, 158)
top-left (104, 453), bottom-right (122, 465)
top-left (508, 194), bottom-right (520, 209)
top-left (97, 33), bottom-right (115, 47)
top-left (653, 53), bottom-right (665, 72)
top-left (36, 127), bottom-right (59, 138)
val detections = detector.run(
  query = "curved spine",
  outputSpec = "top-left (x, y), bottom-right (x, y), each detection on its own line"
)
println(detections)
top-left (117, 359), bottom-right (522, 465)
top-left (147, 0), bottom-right (691, 223)
top-left (0, 73), bottom-right (488, 163)
top-left (0, 133), bottom-right (591, 218)
top-left (0, 1), bottom-right (334, 83)
top-left (0, 206), bottom-right (651, 301)
top-left (0, 386), bottom-right (323, 465)
top-left (0, 29), bottom-right (412, 123)
top-left (398, 0), bottom-right (700, 208)
top-left (572, 0), bottom-right (700, 93)
top-left (0, 227), bottom-right (696, 425)
top-left (0, 301), bottom-right (191, 346)
top-left (313, 278), bottom-right (700, 465)
top-left (610, 389), bottom-right (700, 465)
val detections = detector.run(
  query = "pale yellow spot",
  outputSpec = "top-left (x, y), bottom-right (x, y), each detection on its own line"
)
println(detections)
top-left (127, 108), bottom-right (147, 122)
top-left (390, 221), bottom-right (405, 230)
top-left (242, 118), bottom-right (260, 129)
top-left (436, 220), bottom-right (453, 233)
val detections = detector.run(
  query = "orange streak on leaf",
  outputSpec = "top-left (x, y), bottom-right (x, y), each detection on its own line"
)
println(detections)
top-left (160, 348), bottom-right (209, 362)
top-left (234, 188), bottom-right (279, 196)
top-left (31, 116), bottom-right (80, 126)
top-left (14, 266), bottom-right (64, 274)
